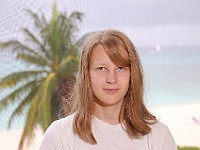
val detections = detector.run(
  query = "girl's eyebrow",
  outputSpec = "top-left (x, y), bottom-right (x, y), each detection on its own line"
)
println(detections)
top-left (98, 63), bottom-right (106, 66)
top-left (93, 62), bottom-right (106, 66)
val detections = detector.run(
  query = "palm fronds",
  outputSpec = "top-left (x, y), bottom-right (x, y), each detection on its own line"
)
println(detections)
top-left (0, 2), bottom-right (87, 150)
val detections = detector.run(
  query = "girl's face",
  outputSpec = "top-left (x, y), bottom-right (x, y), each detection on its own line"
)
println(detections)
top-left (89, 44), bottom-right (130, 109)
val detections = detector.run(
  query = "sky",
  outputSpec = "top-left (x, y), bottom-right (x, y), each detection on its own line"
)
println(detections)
top-left (0, 0), bottom-right (200, 47)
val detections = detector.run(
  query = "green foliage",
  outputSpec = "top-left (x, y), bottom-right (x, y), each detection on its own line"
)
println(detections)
top-left (0, 2), bottom-right (86, 150)
top-left (178, 146), bottom-right (200, 150)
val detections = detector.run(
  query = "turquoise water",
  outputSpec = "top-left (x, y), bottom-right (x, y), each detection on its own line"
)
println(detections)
top-left (140, 46), bottom-right (200, 107)
top-left (0, 46), bottom-right (200, 130)
top-left (0, 60), bottom-right (29, 131)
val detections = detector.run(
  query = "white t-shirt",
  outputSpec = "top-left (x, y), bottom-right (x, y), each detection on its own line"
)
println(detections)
top-left (39, 114), bottom-right (177, 150)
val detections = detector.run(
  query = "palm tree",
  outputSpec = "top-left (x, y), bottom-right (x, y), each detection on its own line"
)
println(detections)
top-left (0, 3), bottom-right (86, 149)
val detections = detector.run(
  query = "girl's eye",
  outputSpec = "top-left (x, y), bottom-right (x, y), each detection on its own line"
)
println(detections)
top-left (97, 67), bottom-right (106, 71)
top-left (117, 67), bottom-right (125, 71)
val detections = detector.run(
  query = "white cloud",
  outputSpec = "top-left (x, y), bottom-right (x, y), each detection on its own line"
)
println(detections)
top-left (0, 0), bottom-right (200, 46)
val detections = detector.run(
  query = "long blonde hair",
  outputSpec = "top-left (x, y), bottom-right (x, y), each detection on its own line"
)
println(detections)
top-left (69, 29), bottom-right (156, 144)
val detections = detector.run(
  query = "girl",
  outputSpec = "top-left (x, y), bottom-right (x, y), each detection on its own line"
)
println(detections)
top-left (40, 29), bottom-right (177, 150)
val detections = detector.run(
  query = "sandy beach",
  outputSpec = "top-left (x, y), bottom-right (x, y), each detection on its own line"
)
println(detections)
top-left (0, 102), bottom-right (200, 149)
top-left (0, 127), bottom-right (43, 150)
top-left (150, 102), bottom-right (200, 147)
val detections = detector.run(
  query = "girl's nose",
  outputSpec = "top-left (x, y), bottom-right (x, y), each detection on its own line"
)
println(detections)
top-left (106, 71), bottom-right (118, 84)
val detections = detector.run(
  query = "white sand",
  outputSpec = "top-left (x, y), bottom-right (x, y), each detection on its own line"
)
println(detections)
top-left (0, 103), bottom-right (200, 149)
top-left (150, 102), bottom-right (200, 147)
top-left (0, 127), bottom-right (43, 150)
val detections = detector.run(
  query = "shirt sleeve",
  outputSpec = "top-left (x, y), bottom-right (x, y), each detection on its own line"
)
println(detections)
top-left (151, 122), bottom-right (178, 150)
top-left (39, 122), bottom-right (63, 150)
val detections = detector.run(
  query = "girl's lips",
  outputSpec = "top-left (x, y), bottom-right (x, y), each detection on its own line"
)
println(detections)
top-left (103, 88), bottom-right (119, 94)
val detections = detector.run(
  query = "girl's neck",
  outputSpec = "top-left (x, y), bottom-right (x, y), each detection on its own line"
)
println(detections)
top-left (93, 104), bottom-right (121, 125)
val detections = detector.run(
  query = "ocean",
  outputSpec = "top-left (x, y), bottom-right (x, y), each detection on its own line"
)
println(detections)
top-left (0, 46), bottom-right (200, 130)
top-left (139, 46), bottom-right (200, 107)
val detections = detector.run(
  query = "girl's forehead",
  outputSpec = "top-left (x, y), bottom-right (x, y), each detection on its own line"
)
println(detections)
top-left (89, 44), bottom-right (130, 67)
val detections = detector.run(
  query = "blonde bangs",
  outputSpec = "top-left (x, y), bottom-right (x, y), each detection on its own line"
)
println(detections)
top-left (101, 35), bottom-right (130, 67)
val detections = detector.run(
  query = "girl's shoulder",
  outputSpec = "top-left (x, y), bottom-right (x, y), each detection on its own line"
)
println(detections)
top-left (43, 113), bottom-right (75, 139)
top-left (148, 121), bottom-right (177, 150)
top-left (52, 113), bottom-right (75, 129)
top-left (39, 114), bottom-right (76, 150)
top-left (149, 121), bottom-right (172, 139)
top-left (150, 121), bottom-right (168, 132)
